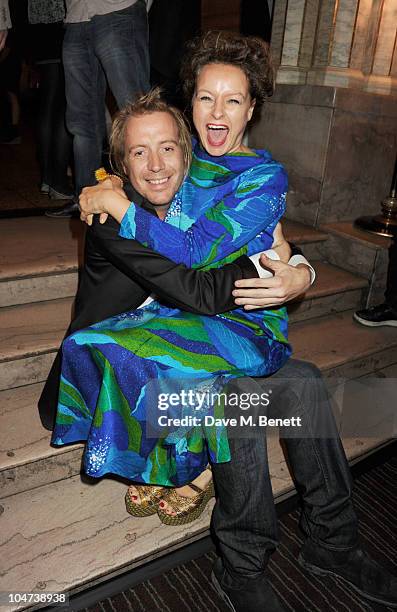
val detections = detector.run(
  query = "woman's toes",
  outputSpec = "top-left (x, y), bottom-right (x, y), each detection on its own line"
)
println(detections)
top-left (159, 500), bottom-right (175, 515)
top-left (128, 487), bottom-right (139, 503)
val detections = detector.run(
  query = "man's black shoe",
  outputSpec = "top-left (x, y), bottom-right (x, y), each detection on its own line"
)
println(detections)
top-left (211, 557), bottom-right (286, 612)
top-left (353, 303), bottom-right (397, 327)
top-left (298, 541), bottom-right (397, 607)
top-left (45, 201), bottom-right (80, 218)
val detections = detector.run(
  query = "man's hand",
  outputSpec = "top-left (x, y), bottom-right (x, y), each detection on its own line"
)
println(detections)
top-left (79, 178), bottom-right (128, 225)
top-left (0, 29), bottom-right (8, 52)
top-left (233, 254), bottom-right (311, 310)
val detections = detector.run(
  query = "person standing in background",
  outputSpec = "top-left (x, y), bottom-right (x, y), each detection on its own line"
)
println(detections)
top-left (46, 0), bottom-right (150, 218)
top-left (0, 0), bottom-right (23, 144)
top-left (28, 0), bottom-right (74, 200)
top-left (148, 0), bottom-right (200, 108)
top-left (354, 236), bottom-right (397, 327)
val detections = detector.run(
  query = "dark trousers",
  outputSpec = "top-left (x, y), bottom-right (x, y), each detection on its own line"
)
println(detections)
top-left (385, 238), bottom-right (397, 311)
top-left (211, 359), bottom-right (358, 584)
top-left (63, 0), bottom-right (150, 197)
top-left (36, 61), bottom-right (73, 194)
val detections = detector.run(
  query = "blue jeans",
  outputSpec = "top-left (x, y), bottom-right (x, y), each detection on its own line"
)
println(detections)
top-left (211, 360), bottom-right (359, 585)
top-left (63, 1), bottom-right (150, 197)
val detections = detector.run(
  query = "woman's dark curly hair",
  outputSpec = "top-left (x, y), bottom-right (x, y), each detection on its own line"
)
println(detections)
top-left (180, 30), bottom-right (274, 108)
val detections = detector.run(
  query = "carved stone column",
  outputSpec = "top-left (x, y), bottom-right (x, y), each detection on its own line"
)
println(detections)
top-left (271, 0), bottom-right (397, 96)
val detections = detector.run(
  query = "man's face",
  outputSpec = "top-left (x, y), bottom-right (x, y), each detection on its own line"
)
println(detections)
top-left (123, 111), bottom-right (185, 207)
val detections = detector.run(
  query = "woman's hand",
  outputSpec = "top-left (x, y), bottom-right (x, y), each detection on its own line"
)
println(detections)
top-left (271, 222), bottom-right (291, 263)
top-left (79, 178), bottom-right (130, 226)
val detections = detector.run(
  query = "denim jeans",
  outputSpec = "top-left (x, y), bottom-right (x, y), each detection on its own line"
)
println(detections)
top-left (211, 359), bottom-right (359, 586)
top-left (63, 1), bottom-right (150, 197)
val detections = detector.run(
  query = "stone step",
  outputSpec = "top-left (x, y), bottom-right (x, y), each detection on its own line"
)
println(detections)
top-left (318, 221), bottom-right (391, 307)
top-left (0, 218), bottom-right (82, 281)
top-left (0, 435), bottom-right (391, 612)
top-left (284, 218), bottom-right (328, 260)
top-left (0, 262), bottom-right (368, 391)
top-left (0, 217), bottom-right (82, 308)
top-left (1, 310), bottom-right (396, 498)
top-left (0, 383), bottom-right (83, 498)
top-left (0, 217), bottom-right (327, 307)
top-left (0, 298), bottom-right (72, 391)
top-left (290, 309), bottom-right (397, 378)
top-left (288, 261), bottom-right (367, 322)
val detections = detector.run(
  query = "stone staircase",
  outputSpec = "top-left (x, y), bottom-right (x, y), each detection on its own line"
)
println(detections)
top-left (0, 216), bottom-right (396, 611)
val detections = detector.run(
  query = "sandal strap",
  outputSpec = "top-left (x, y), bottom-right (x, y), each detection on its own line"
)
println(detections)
top-left (162, 488), bottom-right (203, 514)
top-left (160, 479), bottom-right (214, 516)
top-left (187, 482), bottom-right (203, 494)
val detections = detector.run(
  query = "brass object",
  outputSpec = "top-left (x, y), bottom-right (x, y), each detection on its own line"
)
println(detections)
top-left (355, 155), bottom-right (397, 238)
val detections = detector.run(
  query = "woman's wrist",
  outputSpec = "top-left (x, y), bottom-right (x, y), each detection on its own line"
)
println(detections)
top-left (95, 167), bottom-right (123, 188)
top-left (105, 193), bottom-right (131, 224)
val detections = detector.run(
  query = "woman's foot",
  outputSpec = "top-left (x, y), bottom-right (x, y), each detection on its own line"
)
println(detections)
top-left (125, 484), bottom-right (165, 517)
top-left (157, 468), bottom-right (214, 524)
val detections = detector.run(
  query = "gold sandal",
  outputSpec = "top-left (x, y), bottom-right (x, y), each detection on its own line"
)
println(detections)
top-left (157, 478), bottom-right (215, 526)
top-left (125, 484), bottom-right (166, 517)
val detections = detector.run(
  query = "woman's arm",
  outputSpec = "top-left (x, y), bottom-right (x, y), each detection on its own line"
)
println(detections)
top-left (79, 179), bottom-right (130, 225)
top-left (271, 222), bottom-right (291, 263)
top-left (119, 162), bottom-right (288, 268)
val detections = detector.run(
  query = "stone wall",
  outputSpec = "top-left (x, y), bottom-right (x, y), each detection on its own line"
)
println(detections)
top-left (249, 84), bottom-right (397, 226)
top-left (248, 0), bottom-right (397, 227)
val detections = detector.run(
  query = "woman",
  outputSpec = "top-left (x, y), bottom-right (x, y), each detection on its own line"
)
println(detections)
top-left (52, 31), bottom-right (291, 524)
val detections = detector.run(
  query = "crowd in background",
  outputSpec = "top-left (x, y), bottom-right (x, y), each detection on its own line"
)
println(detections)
top-left (0, 0), bottom-right (271, 217)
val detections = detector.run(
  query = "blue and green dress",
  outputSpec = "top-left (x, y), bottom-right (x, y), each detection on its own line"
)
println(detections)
top-left (51, 141), bottom-right (292, 486)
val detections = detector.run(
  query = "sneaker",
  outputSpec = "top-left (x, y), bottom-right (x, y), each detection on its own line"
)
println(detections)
top-left (211, 558), bottom-right (286, 612)
top-left (353, 303), bottom-right (397, 327)
top-left (299, 541), bottom-right (397, 607)
top-left (45, 201), bottom-right (80, 218)
top-left (40, 183), bottom-right (50, 194)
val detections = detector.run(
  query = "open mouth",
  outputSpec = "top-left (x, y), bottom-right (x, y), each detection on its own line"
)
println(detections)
top-left (206, 124), bottom-right (229, 147)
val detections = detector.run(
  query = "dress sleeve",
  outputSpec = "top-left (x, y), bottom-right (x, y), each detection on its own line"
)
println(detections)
top-left (119, 162), bottom-right (288, 268)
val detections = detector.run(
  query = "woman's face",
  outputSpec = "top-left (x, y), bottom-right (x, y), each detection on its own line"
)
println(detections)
top-left (192, 63), bottom-right (255, 157)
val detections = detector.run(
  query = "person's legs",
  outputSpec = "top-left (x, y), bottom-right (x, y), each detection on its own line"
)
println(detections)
top-left (211, 360), bottom-right (357, 577)
top-left (92, 0), bottom-right (150, 108)
top-left (210, 376), bottom-right (286, 611)
top-left (268, 359), bottom-right (358, 550)
top-left (37, 62), bottom-right (73, 195)
top-left (211, 377), bottom-right (279, 585)
top-left (210, 360), bottom-right (397, 610)
top-left (62, 22), bottom-right (106, 198)
top-left (354, 237), bottom-right (397, 326)
top-left (385, 236), bottom-right (397, 311)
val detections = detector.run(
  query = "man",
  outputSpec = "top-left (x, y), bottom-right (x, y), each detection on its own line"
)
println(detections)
top-left (354, 235), bottom-right (397, 327)
top-left (57, 94), bottom-right (397, 610)
top-left (46, 0), bottom-right (150, 218)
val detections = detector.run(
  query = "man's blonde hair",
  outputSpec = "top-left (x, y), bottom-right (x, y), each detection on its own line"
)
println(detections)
top-left (110, 87), bottom-right (192, 181)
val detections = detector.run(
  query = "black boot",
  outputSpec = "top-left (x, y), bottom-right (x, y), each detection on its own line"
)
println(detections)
top-left (211, 558), bottom-right (286, 612)
top-left (299, 539), bottom-right (397, 608)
